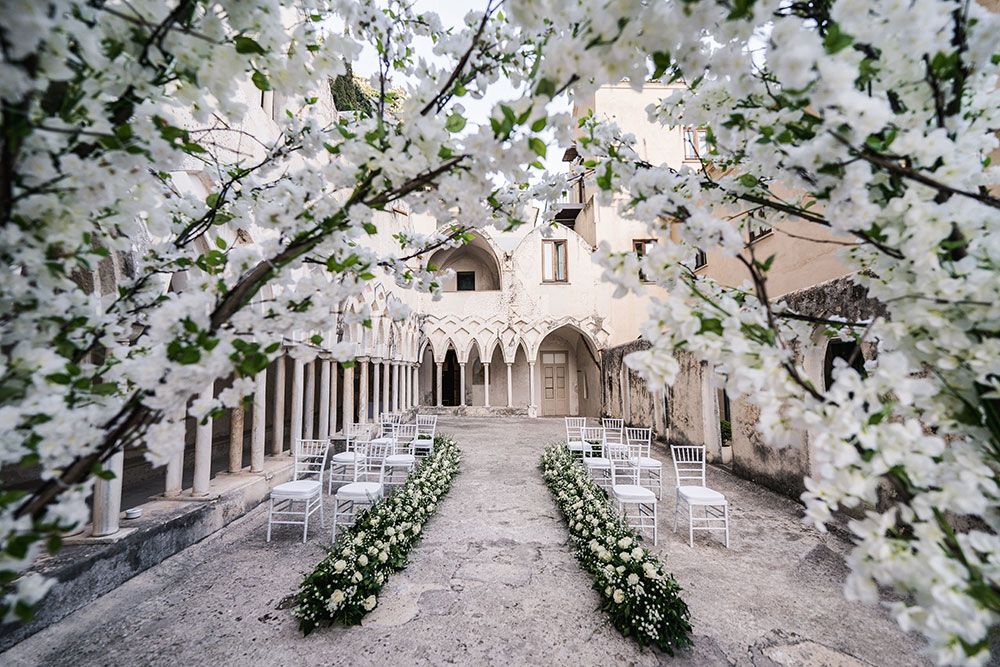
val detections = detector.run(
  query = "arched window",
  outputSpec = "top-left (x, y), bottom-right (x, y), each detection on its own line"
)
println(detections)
top-left (428, 232), bottom-right (501, 292)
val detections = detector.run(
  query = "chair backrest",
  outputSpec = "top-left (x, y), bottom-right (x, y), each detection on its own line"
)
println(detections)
top-left (565, 417), bottom-right (586, 443)
top-left (353, 437), bottom-right (389, 484)
top-left (626, 427), bottom-right (652, 458)
top-left (415, 414), bottom-right (437, 439)
top-left (293, 439), bottom-right (330, 483)
top-left (580, 426), bottom-right (605, 458)
top-left (604, 427), bottom-right (630, 459)
top-left (604, 424), bottom-right (624, 446)
top-left (393, 423), bottom-right (417, 454)
top-left (608, 437), bottom-right (639, 486)
top-left (671, 445), bottom-right (706, 487)
top-left (345, 422), bottom-right (371, 451)
top-left (602, 417), bottom-right (624, 429)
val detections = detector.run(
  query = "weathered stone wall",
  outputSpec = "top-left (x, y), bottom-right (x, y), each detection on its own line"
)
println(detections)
top-left (600, 340), bottom-right (668, 438)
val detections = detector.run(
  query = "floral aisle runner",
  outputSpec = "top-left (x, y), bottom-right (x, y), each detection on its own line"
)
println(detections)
top-left (540, 445), bottom-right (692, 653)
top-left (294, 435), bottom-right (461, 634)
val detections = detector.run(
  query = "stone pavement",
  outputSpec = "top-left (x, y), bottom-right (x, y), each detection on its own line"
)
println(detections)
top-left (2, 417), bottom-right (929, 666)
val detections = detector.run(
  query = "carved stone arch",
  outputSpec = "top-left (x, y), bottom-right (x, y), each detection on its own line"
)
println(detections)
top-left (530, 320), bottom-right (601, 361)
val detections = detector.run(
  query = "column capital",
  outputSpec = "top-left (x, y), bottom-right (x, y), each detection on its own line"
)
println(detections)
top-left (436, 360), bottom-right (444, 367)
top-left (482, 360), bottom-right (490, 366)
top-left (356, 356), bottom-right (370, 363)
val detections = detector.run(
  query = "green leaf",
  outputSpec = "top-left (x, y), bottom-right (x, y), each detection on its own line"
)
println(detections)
top-left (651, 51), bottom-right (673, 80)
top-left (738, 174), bottom-right (758, 188)
top-left (535, 78), bottom-right (556, 98)
top-left (823, 23), bottom-right (854, 54)
top-left (530, 117), bottom-right (547, 132)
top-left (528, 137), bottom-right (547, 158)
top-left (445, 112), bottom-right (466, 133)
top-left (234, 36), bottom-right (266, 55)
top-left (252, 70), bottom-right (271, 92)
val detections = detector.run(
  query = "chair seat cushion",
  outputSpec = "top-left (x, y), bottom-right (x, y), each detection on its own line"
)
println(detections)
top-left (566, 440), bottom-right (586, 451)
top-left (678, 485), bottom-right (726, 505)
top-left (583, 456), bottom-right (611, 468)
top-left (385, 453), bottom-right (416, 466)
top-left (613, 484), bottom-right (657, 502)
top-left (331, 451), bottom-right (362, 463)
top-left (272, 479), bottom-right (321, 499)
top-left (336, 481), bottom-right (383, 501)
top-left (629, 456), bottom-right (662, 468)
top-left (371, 436), bottom-right (394, 446)
top-left (411, 438), bottom-right (433, 448)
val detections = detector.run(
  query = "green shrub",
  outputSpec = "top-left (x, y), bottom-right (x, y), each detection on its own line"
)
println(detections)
top-left (720, 419), bottom-right (732, 443)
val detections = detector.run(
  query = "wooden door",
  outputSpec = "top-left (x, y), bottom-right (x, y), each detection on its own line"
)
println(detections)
top-left (541, 351), bottom-right (569, 415)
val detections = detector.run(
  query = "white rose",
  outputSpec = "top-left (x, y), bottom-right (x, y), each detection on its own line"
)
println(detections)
top-left (333, 559), bottom-right (347, 573)
top-left (613, 589), bottom-right (625, 604)
top-left (627, 573), bottom-right (639, 586)
top-left (363, 595), bottom-right (377, 611)
top-left (358, 554), bottom-right (369, 567)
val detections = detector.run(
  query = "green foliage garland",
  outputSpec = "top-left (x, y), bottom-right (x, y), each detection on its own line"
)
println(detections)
top-left (294, 435), bottom-right (460, 634)
top-left (541, 444), bottom-right (692, 654)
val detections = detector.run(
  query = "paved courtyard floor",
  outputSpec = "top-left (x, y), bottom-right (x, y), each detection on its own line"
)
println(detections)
top-left (3, 417), bottom-right (928, 666)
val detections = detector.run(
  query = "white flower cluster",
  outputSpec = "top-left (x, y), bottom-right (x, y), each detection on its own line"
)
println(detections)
top-left (0, 0), bottom-right (568, 618)
top-left (540, 445), bottom-right (692, 653)
top-left (294, 436), bottom-right (459, 634)
top-left (520, 0), bottom-right (1000, 662)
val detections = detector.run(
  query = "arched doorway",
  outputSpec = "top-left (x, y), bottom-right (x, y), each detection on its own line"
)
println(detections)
top-left (442, 348), bottom-right (461, 406)
top-left (535, 325), bottom-right (600, 417)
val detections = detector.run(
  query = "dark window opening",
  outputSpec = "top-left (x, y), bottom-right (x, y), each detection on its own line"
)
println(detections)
top-left (824, 340), bottom-right (867, 391)
top-left (694, 249), bottom-right (707, 269)
top-left (633, 239), bottom-right (655, 282)
top-left (456, 271), bottom-right (476, 291)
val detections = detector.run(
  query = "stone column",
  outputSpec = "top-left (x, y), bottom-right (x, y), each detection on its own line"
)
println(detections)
top-left (372, 359), bottom-right (382, 419)
top-left (459, 362), bottom-right (467, 407)
top-left (401, 362), bottom-right (408, 410)
top-left (528, 360), bottom-right (537, 416)
top-left (483, 362), bottom-right (491, 407)
top-left (290, 358), bottom-right (304, 451)
top-left (303, 361), bottom-right (315, 439)
top-left (165, 446), bottom-right (183, 497)
top-left (318, 359), bottom-right (331, 439)
top-left (506, 362), bottom-right (513, 407)
top-left (272, 355), bottom-right (286, 455)
top-left (412, 363), bottom-right (420, 407)
top-left (358, 358), bottom-right (369, 423)
top-left (343, 363), bottom-right (355, 427)
top-left (329, 361), bottom-right (339, 436)
top-left (251, 369), bottom-right (266, 472)
top-left (382, 361), bottom-right (391, 414)
top-left (392, 362), bottom-right (401, 412)
top-left (436, 361), bottom-right (443, 406)
top-left (92, 449), bottom-right (124, 537)
top-left (228, 405), bottom-right (244, 473)
top-left (193, 383), bottom-right (214, 496)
